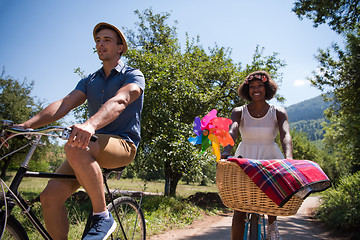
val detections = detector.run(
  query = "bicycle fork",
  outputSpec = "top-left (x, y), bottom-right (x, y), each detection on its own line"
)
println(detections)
top-left (244, 213), bottom-right (266, 240)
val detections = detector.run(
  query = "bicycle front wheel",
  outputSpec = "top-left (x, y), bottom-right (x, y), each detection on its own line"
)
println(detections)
top-left (0, 214), bottom-right (29, 240)
top-left (107, 196), bottom-right (146, 240)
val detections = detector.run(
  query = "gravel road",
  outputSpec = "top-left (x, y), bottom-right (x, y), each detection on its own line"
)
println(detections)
top-left (149, 196), bottom-right (346, 240)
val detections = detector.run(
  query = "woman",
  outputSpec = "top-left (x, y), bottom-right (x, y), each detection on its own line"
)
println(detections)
top-left (221, 70), bottom-right (293, 240)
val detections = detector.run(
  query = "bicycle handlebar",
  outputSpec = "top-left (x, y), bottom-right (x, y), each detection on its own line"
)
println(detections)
top-left (0, 120), bottom-right (97, 146)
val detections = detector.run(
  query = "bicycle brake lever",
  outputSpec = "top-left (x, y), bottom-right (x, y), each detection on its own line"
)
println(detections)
top-left (60, 128), bottom-right (72, 140)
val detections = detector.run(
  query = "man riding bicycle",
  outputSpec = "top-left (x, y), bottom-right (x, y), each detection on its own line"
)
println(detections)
top-left (16, 22), bottom-right (145, 240)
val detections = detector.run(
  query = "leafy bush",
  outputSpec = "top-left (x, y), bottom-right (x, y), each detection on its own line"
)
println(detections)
top-left (316, 171), bottom-right (360, 233)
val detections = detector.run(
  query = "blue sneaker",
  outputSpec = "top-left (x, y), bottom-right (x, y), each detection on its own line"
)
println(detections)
top-left (83, 212), bottom-right (117, 240)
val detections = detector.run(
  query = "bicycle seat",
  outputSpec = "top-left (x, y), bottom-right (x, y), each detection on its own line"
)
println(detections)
top-left (102, 166), bottom-right (126, 174)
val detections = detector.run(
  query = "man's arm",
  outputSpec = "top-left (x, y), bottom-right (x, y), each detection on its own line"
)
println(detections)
top-left (20, 90), bottom-right (87, 129)
top-left (69, 83), bottom-right (142, 149)
top-left (276, 107), bottom-right (293, 159)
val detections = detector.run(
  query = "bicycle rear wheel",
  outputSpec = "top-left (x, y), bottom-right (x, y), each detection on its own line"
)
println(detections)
top-left (0, 214), bottom-right (29, 240)
top-left (107, 196), bottom-right (146, 240)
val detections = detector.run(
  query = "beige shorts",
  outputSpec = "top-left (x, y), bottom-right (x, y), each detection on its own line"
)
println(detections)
top-left (96, 134), bottom-right (137, 169)
top-left (53, 134), bottom-right (136, 190)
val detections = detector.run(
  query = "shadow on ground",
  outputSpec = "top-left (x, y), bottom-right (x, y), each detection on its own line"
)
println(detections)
top-left (179, 225), bottom-right (231, 240)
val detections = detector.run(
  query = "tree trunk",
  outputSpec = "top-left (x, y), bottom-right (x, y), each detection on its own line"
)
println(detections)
top-left (164, 178), bottom-right (171, 196)
top-left (169, 176), bottom-right (181, 196)
top-left (164, 174), bottom-right (182, 196)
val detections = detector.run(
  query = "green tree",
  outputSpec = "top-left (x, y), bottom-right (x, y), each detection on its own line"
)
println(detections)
top-left (290, 129), bottom-right (318, 160)
top-left (293, 0), bottom-right (360, 173)
top-left (310, 32), bottom-right (360, 173)
top-left (293, 0), bottom-right (360, 34)
top-left (0, 72), bottom-right (52, 176)
top-left (276, 129), bottom-right (339, 181)
top-left (72, 67), bottom-right (88, 122)
top-left (0, 72), bottom-right (37, 122)
top-left (124, 9), bottom-right (286, 195)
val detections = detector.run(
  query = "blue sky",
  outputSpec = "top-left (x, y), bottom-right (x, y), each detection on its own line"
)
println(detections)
top-left (0, 0), bottom-right (343, 110)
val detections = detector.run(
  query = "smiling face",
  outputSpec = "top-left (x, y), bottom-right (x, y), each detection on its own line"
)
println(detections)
top-left (248, 79), bottom-right (266, 101)
top-left (95, 29), bottom-right (123, 62)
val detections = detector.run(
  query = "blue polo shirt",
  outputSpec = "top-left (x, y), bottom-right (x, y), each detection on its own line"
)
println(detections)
top-left (75, 61), bottom-right (145, 147)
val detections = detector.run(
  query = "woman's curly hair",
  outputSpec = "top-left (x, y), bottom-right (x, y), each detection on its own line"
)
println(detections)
top-left (237, 70), bottom-right (278, 101)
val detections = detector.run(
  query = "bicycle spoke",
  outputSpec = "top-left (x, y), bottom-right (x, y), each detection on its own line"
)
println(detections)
top-left (108, 197), bottom-right (146, 240)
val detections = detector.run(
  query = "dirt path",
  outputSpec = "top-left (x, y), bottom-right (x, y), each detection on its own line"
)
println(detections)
top-left (149, 196), bottom-right (346, 240)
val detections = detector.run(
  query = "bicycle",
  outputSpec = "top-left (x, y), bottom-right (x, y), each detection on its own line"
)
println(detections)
top-left (0, 119), bottom-right (146, 240)
top-left (216, 159), bottom-right (305, 240)
top-left (217, 157), bottom-right (266, 240)
top-left (244, 213), bottom-right (266, 240)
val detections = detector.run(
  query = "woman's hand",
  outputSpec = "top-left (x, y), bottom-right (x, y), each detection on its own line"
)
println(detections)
top-left (221, 152), bottom-right (231, 159)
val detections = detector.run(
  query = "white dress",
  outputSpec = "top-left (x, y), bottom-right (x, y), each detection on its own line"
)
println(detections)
top-left (234, 105), bottom-right (284, 160)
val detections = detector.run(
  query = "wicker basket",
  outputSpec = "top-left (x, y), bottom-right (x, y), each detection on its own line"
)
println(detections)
top-left (216, 160), bottom-right (304, 216)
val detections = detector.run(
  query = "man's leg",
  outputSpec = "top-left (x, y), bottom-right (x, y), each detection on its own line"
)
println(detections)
top-left (62, 135), bottom-right (135, 239)
top-left (70, 135), bottom-right (137, 209)
top-left (64, 141), bottom-right (106, 213)
top-left (65, 139), bottom-right (119, 240)
top-left (40, 161), bottom-right (80, 240)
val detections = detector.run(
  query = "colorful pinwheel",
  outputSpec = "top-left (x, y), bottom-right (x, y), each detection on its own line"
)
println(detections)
top-left (188, 109), bottom-right (234, 161)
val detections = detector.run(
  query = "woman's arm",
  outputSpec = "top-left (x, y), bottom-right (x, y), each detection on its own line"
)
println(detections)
top-left (221, 106), bottom-right (242, 158)
top-left (276, 107), bottom-right (293, 159)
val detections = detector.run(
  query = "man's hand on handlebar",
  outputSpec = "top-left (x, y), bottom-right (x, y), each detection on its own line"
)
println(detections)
top-left (6, 121), bottom-right (97, 150)
top-left (67, 122), bottom-right (96, 150)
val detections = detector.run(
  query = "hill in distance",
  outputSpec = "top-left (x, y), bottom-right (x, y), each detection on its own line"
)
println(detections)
top-left (285, 95), bottom-right (331, 142)
top-left (285, 95), bottom-right (331, 123)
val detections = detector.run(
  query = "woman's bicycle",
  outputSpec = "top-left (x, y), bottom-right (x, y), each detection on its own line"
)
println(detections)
top-left (244, 213), bottom-right (266, 240)
top-left (216, 159), bottom-right (304, 240)
top-left (0, 120), bottom-right (146, 240)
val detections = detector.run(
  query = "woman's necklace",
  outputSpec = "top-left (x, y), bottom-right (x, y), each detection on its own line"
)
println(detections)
top-left (253, 108), bottom-right (263, 117)
top-left (250, 104), bottom-right (268, 117)
top-left (253, 108), bottom-right (262, 117)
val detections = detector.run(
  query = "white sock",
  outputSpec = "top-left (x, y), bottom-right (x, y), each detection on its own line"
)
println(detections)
top-left (93, 210), bottom-right (109, 219)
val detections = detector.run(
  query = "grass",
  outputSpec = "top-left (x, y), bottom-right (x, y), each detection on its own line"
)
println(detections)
top-left (106, 177), bottom-right (219, 197)
top-left (13, 174), bottom-right (218, 197)
top-left (2, 173), bottom-right (223, 239)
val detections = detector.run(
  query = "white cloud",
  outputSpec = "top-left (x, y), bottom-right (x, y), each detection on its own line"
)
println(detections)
top-left (293, 79), bottom-right (309, 87)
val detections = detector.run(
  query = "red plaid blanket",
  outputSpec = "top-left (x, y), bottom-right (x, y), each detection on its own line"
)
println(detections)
top-left (228, 158), bottom-right (331, 207)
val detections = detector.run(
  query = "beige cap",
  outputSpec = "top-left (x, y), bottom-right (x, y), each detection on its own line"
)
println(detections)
top-left (93, 22), bottom-right (128, 55)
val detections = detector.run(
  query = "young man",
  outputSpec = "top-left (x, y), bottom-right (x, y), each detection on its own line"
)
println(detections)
top-left (17, 22), bottom-right (145, 240)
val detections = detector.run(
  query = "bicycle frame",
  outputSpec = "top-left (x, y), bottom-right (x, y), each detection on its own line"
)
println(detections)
top-left (0, 167), bottom-right (141, 240)
top-left (0, 122), bottom-right (144, 240)
top-left (1, 142), bottom-right (61, 238)
top-left (0, 168), bottom-right (77, 239)
top-left (0, 124), bottom-right (79, 239)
